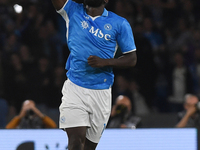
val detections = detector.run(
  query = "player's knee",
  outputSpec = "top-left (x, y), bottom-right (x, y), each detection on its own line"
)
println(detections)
top-left (84, 138), bottom-right (97, 150)
top-left (68, 137), bottom-right (85, 150)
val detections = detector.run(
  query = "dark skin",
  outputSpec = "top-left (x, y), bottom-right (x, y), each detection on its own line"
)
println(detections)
top-left (66, 127), bottom-right (97, 150)
top-left (88, 52), bottom-right (137, 68)
top-left (51, 0), bottom-right (137, 150)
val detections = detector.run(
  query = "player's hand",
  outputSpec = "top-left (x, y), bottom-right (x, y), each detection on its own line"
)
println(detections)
top-left (87, 55), bottom-right (107, 68)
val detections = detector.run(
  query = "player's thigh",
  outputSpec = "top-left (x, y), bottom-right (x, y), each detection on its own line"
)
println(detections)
top-left (59, 79), bottom-right (91, 128)
top-left (60, 106), bottom-right (90, 128)
top-left (65, 126), bottom-right (87, 143)
top-left (86, 88), bottom-right (111, 143)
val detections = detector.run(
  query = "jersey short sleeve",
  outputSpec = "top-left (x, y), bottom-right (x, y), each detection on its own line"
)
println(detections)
top-left (57, 0), bottom-right (81, 20)
top-left (117, 19), bottom-right (136, 54)
top-left (56, 2), bottom-right (137, 89)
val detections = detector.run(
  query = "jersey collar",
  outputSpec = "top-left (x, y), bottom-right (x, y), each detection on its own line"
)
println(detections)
top-left (102, 8), bottom-right (108, 17)
top-left (84, 7), bottom-right (108, 18)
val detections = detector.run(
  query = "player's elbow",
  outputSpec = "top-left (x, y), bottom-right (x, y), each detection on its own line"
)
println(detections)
top-left (127, 51), bottom-right (137, 67)
top-left (131, 58), bottom-right (137, 67)
top-left (128, 59), bottom-right (137, 67)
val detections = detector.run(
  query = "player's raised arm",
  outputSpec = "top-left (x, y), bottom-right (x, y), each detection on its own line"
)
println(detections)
top-left (51, 0), bottom-right (67, 10)
top-left (51, 0), bottom-right (84, 10)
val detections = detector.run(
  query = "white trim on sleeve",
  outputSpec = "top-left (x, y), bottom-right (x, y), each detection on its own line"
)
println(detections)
top-left (123, 49), bottom-right (136, 54)
top-left (56, 0), bottom-right (70, 41)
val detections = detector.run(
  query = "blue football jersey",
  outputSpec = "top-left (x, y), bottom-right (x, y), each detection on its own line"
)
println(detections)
top-left (57, 0), bottom-right (136, 89)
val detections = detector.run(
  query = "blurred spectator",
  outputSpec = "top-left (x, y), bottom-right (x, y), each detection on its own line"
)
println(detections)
top-left (45, 20), bottom-right (64, 65)
top-left (129, 80), bottom-right (150, 115)
top-left (19, 44), bottom-right (36, 73)
top-left (0, 51), bottom-right (4, 96)
top-left (192, 29), bottom-right (200, 50)
top-left (149, 0), bottom-right (163, 29)
top-left (154, 71), bottom-right (169, 112)
top-left (1, 0), bottom-right (200, 124)
top-left (153, 46), bottom-right (170, 112)
top-left (6, 100), bottom-right (57, 129)
top-left (176, 94), bottom-right (200, 128)
top-left (114, 0), bottom-right (136, 27)
top-left (108, 95), bottom-right (141, 128)
top-left (167, 52), bottom-right (194, 112)
top-left (180, 0), bottom-right (195, 26)
top-left (134, 0), bottom-right (152, 25)
top-left (173, 18), bottom-right (193, 52)
top-left (161, 0), bottom-right (177, 30)
top-left (0, 98), bottom-right (8, 128)
top-left (112, 74), bottom-right (134, 114)
top-left (142, 17), bottom-right (164, 53)
top-left (21, 4), bottom-right (44, 51)
top-left (189, 48), bottom-right (200, 97)
top-left (48, 65), bottom-right (66, 109)
top-left (4, 53), bottom-right (28, 113)
top-left (133, 23), bottom-right (158, 110)
top-left (27, 56), bottom-right (53, 108)
top-left (3, 34), bottom-right (21, 61)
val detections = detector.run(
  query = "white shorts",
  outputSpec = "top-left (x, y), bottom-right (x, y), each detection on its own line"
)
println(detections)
top-left (59, 79), bottom-right (111, 143)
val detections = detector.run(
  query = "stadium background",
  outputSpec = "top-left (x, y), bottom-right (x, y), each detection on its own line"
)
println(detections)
top-left (0, 0), bottom-right (200, 149)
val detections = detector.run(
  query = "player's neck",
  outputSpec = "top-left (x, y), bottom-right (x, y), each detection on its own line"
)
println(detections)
top-left (85, 5), bottom-right (104, 17)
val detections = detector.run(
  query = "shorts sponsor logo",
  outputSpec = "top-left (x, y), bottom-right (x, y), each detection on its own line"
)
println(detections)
top-left (60, 116), bottom-right (66, 123)
top-left (101, 123), bottom-right (106, 135)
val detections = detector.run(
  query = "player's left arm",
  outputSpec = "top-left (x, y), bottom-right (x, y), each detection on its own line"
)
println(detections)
top-left (88, 18), bottom-right (137, 68)
top-left (87, 51), bottom-right (137, 68)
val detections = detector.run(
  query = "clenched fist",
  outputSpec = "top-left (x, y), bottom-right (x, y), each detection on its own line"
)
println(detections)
top-left (87, 55), bottom-right (108, 68)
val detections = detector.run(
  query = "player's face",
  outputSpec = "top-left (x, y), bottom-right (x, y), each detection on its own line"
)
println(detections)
top-left (84, 0), bottom-right (105, 7)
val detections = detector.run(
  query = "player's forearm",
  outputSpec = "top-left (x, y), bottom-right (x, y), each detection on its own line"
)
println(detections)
top-left (88, 51), bottom-right (137, 68)
top-left (106, 51), bottom-right (137, 68)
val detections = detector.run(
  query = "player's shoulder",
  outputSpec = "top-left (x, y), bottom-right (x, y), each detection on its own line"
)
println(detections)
top-left (107, 11), bottom-right (129, 28)
top-left (73, 0), bottom-right (84, 9)
top-left (107, 11), bottom-right (127, 22)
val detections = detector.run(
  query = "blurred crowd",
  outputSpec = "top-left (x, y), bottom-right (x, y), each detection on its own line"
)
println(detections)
top-left (0, 0), bottom-right (67, 114)
top-left (1, 0), bottom-right (200, 127)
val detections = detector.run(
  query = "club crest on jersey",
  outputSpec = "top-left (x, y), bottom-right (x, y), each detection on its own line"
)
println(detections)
top-left (104, 24), bottom-right (112, 31)
top-left (81, 21), bottom-right (89, 29)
